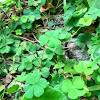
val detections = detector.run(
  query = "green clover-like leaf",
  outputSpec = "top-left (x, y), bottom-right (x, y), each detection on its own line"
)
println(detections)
top-left (55, 45), bottom-right (64, 55)
top-left (77, 15), bottom-right (93, 26)
top-left (26, 71), bottom-right (41, 85)
top-left (39, 35), bottom-right (49, 46)
top-left (58, 29), bottom-right (67, 39)
top-left (48, 38), bottom-right (61, 48)
top-left (68, 88), bottom-right (79, 99)
top-left (61, 77), bottom-right (86, 99)
top-left (74, 61), bottom-right (93, 75)
top-left (41, 67), bottom-right (50, 78)
top-left (73, 77), bottom-right (84, 89)
top-left (24, 85), bottom-right (34, 98)
top-left (37, 78), bottom-right (47, 88)
top-left (29, 15), bottom-right (35, 22)
top-left (15, 29), bottom-right (22, 35)
top-left (21, 16), bottom-right (28, 23)
top-left (7, 85), bottom-right (19, 94)
top-left (33, 57), bottom-right (41, 67)
top-left (53, 62), bottom-right (65, 69)
top-left (61, 80), bottom-right (72, 93)
top-left (97, 75), bottom-right (100, 82)
top-left (34, 85), bottom-right (44, 97)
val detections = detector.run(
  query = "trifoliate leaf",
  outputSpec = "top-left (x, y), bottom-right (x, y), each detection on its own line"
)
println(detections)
top-left (15, 29), bottom-right (22, 35)
top-left (77, 15), bottom-right (93, 26)
top-left (23, 86), bottom-right (67, 100)
top-left (12, 15), bottom-right (19, 21)
top-left (77, 33), bottom-right (91, 42)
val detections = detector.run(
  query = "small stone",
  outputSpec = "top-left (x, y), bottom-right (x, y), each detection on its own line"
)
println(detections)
top-left (67, 38), bottom-right (89, 61)
top-left (7, 81), bottom-right (24, 89)
top-left (53, 15), bottom-right (64, 25)
top-left (4, 74), bottom-right (12, 84)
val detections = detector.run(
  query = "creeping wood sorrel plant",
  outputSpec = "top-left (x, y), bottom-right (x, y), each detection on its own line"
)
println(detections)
top-left (0, 0), bottom-right (100, 100)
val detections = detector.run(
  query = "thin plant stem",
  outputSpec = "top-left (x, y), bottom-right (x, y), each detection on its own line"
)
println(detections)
top-left (32, 33), bottom-right (40, 43)
top-left (71, 27), bottom-right (81, 37)
top-left (1, 54), bottom-right (7, 71)
top-left (14, 35), bottom-right (44, 50)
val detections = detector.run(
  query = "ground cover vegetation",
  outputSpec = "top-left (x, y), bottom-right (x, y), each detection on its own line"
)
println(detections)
top-left (0, 0), bottom-right (100, 100)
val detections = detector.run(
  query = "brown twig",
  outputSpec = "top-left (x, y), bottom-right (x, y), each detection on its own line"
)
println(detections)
top-left (14, 35), bottom-right (37, 43)
top-left (71, 27), bottom-right (81, 37)
top-left (63, 45), bottom-right (76, 49)
top-left (14, 35), bottom-right (44, 50)
top-left (1, 54), bottom-right (7, 69)
top-left (56, 2), bottom-right (63, 9)
top-left (41, 27), bottom-right (65, 30)
top-left (32, 33), bottom-right (40, 43)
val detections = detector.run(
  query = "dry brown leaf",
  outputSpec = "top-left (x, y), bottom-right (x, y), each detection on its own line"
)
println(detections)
top-left (86, 75), bottom-right (91, 81)
top-left (40, 3), bottom-right (53, 12)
